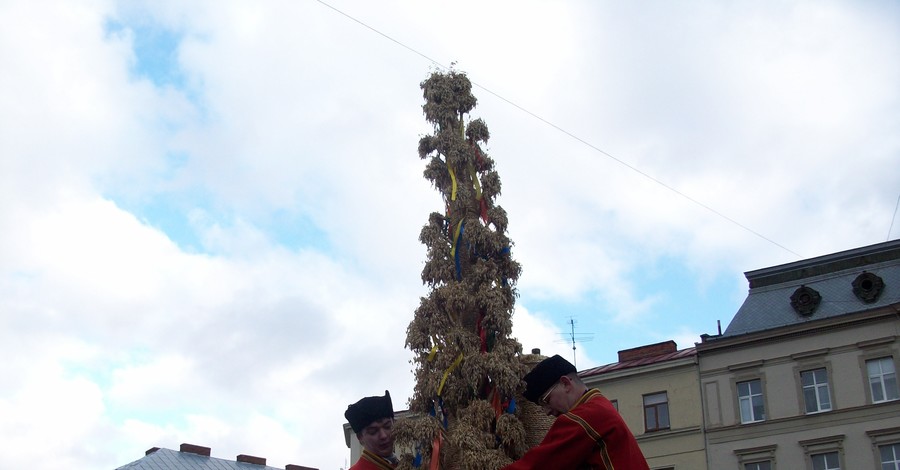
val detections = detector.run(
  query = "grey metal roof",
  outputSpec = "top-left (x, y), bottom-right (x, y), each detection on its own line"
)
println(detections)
top-left (116, 448), bottom-right (285, 470)
top-left (723, 240), bottom-right (900, 337)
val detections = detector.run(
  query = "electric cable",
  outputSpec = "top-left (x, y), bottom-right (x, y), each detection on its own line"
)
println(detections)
top-left (313, 0), bottom-right (804, 258)
top-left (888, 191), bottom-right (900, 241)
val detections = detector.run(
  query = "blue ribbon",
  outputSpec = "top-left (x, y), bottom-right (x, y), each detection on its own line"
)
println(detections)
top-left (429, 397), bottom-right (449, 429)
top-left (413, 443), bottom-right (422, 467)
top-left (454, 221), bottom-right (465, 280)
top-left (439, 397), bottom-right (448, 428)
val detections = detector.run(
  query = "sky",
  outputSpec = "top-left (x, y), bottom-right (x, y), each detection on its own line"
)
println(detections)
top-left (1, 0), bottom-right (898, 469)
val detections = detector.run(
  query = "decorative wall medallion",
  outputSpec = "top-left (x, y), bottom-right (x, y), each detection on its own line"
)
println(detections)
top-left (790, 285), bottom-right (821, 316)
top-left (852, 271), bottom-right (884, 304)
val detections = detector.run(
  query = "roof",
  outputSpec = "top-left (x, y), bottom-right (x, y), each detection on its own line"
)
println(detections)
top-left (116, 446), bottom-right (315, 470)
top-left (723, 239), bottom-right (900, 337)
top-left (580, 346), bottom-right (696, 378)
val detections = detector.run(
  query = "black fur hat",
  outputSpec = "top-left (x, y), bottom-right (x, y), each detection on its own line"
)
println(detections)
top-left (523, 355), bottom-right (577, 403)
top-left (345, 390), bottom-right (394, 434)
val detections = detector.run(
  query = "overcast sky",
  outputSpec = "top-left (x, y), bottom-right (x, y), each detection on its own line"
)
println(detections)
top-left (1, 1), bottom-right (898, 469)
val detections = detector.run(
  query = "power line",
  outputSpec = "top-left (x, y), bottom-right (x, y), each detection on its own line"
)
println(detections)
top-left (314, 0), bottom-right (443, 66)
top-left (889, 191), bottom-right (900, 241)
top-left (469, 82), bottom-right (803, 258)
top-left (313, 0), bottom-right (803, 259)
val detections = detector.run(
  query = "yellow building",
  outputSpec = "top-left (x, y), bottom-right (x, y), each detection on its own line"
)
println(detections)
top-left (581, 341), bottom-right (707, 470)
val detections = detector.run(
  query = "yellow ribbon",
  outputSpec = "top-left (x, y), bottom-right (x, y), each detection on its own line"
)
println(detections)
top-left (449, 219), bottom-right (463, 258)
top-left (446, 160), bottom-right (457, 201)
top-left (427, 336), bottom-right (439, 362)
top-left (437, 353), bottom-right (464, 396)
top-left (468, 161), bottom-right (482, 200)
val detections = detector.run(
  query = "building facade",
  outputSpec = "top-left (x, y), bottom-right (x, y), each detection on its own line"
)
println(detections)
top-left (697, 240), bottom-right (900, 470)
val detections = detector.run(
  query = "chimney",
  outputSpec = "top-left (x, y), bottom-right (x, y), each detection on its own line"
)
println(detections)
top-left (145, 447), bottom-right (160, 456)
top-left (531, 348), bottom-right (541, 354)
top-left (179, 443), bottom-right (211, 457)
top-left (237, 454), bottom-right (266, 466)
top-left (618, 340), bottom-right (677, 362)
top-left (286, 465), bottom-right (319, 470)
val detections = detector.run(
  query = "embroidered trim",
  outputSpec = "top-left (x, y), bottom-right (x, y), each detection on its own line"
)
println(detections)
top-left (361, 449), bottom-right (396, 470)
top-left (563, 389), bottom-right (614, 469)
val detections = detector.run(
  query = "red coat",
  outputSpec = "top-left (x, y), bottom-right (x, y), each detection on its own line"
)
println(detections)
top-left (349, 449), bottom-right (397, 470)
top-left (502, 389), bottom-right (649, 470)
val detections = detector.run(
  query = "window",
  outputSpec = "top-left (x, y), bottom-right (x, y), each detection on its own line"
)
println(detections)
top-left (811, 451), bottom-right (840, 470)
top-left (801, 435), bottom-right (843, 470)
top-left (736, 444), bottom-right (776, 470)
top-left (744, 462), bottom-right (771, 470)
top-left (738, 379), bottom-right (765, 423)
top-left (867, 357), bottom-right (899, 403)
top-left (801, 368), bottom-right (832, 413)
top-left (643, 392), bottom-right (669, 432)
top-left (880, 443), bottom-right (900, 470)
top-left (868, 428), bottom-right (900, 469)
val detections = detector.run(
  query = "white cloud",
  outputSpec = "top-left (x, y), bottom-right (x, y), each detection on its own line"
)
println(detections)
top-left (0, 338), bottom-right (110, 468)
top-left (1, 1), bottom-right (898, 469)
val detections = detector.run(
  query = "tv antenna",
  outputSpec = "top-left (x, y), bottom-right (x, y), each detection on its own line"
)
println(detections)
top-left (555, 317), bottom-right (594, 368)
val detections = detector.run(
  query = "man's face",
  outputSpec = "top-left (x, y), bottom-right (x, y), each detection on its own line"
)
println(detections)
top-left (358, 417), bottom-right (395, 457)
top-left (539, 377), bottom-right (571, 417)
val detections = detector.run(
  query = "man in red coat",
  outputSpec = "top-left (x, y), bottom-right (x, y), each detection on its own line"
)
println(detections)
top-left (502, 355), bottom-right (649, 470)
top-left (345, 390), bottom-right (398, 470)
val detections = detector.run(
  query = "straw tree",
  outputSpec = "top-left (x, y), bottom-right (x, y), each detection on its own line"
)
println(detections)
top-left (395, 70), bottom-right (527, 470)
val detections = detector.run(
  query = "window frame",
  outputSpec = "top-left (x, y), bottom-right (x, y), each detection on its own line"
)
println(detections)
top-left (735, 444), bottom-right (777, 470)
top-left (799, 435), bottom-right (844, 470)
top-left (642, 391), bottom-right (670, 432)
top-left (799, 367), bottom-right (832, 414)
top-left (879, 443), bottom-right (900, 470)
top-left (865, 356), bottom-right (899, 404)
top-left (809, 451), bottom-right (840, 470)
top-left (867, 427), bottom-right (900, 470)
top-left (736, 378), bottom-right (766, 424)
top-left (744, 462), bottom-right (772, 470)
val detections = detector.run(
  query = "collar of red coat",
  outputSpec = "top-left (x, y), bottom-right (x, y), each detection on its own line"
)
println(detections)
top-left (361, 449), bottom-right (397, 469)
top-left (572, 388), bottom-right (602, 409)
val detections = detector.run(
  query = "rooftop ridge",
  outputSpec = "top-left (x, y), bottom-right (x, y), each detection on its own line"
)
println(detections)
top-left (746, 239), bottom-right (900, 289)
